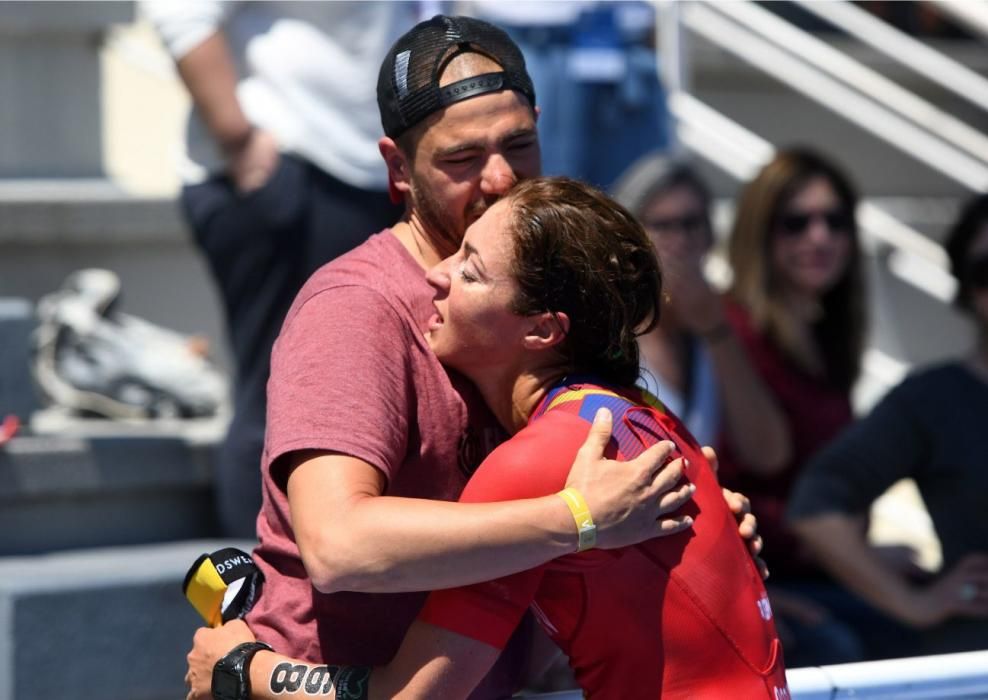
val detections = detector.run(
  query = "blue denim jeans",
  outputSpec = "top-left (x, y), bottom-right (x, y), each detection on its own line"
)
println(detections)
top-left (504, 20), bottom-right (671, 190)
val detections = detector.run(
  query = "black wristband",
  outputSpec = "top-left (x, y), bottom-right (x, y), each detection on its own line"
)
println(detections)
top-left (332, 666), bottom-right (372, 700)
top-left (212, 641), bottom-right (273, 700)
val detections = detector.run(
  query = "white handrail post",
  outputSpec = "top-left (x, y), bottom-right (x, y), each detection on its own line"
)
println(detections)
top-left (935, 0), bottom-right (988, 40)
top-left (796, 0), bottom-right (988, 111)
top-left (656, 0), bottom-right (689, 156)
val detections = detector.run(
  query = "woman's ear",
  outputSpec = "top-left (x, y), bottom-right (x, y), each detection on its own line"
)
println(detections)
top-left (523, 311), bottom-right (570, 351)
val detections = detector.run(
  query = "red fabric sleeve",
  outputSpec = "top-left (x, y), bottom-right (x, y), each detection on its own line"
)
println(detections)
top-left (418, 412), bottom-right (617, 648)
top-left (265, 285), bottom-right (413, 486)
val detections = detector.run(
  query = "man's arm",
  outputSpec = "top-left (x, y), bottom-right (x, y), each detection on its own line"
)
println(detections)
top-left (143, 0), bottom-right (281, 193)
top-left (788, 379), bottom-right (988, 626)
top-left (792, 513), bottom-right (988, 627)
top-left (173, 31), bottom-right (280, 192)
top-left (290, 409), bottom-right (695, 594)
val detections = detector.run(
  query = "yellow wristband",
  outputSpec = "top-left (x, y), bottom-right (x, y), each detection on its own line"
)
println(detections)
top-left (557, 487), bottom-right (597, 551)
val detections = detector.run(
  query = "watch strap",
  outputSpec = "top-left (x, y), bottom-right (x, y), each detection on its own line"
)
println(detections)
top-left (213, 640), bottom-right (273, 700)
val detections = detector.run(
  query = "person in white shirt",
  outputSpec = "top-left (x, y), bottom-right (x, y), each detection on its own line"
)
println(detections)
top-left (142, 1), bottom-right (419, 537)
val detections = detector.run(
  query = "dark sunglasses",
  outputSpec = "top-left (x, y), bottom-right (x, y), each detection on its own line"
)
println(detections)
top-left (642, 214), bottom-right (707, 235)
top-left (967, 254), bottom-right (988, 290)
top-left (777, 208), bottom-right (852, 237)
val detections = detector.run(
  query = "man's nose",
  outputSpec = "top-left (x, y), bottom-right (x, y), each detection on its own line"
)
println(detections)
top-left (479, 154), bottom-right (517, 196)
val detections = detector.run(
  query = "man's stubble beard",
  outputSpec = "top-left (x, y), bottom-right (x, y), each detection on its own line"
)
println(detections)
top-left (409, 176), bottom-right (493, 257)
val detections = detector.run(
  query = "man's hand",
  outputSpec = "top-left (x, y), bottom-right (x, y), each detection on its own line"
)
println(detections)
top-left (185, 619), bottom-right (257, 699)
top-left (897, 552), bottom-right (988, 628)
top-left (702, 445), bottom-right (768, 579)
top-left (228, 127), bottom-right (280, 194)
top-left (564, 408), bottom-right (695, 550)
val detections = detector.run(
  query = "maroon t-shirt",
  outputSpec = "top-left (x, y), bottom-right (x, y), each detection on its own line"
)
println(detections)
top-left (246, 231), bottom-right (505, 670)
top-left (716, 300), bottom-right (853, 580)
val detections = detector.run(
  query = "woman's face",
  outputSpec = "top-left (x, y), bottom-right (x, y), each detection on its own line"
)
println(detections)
top-left (770, 175), bottom-right (854, 300)
top-left (424, 198), bottom-right (530, 375)
top-left (968, 222), bottom-right (988, 325)
top-left (641, 184), bottom-right (711, 266)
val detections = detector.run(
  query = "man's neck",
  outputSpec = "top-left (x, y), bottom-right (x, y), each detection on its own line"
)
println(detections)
top-left (391, 214), bottom-right (456, 270)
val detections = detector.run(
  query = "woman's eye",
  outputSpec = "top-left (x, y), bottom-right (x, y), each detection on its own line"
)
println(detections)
top-left (458, 262), bottom-right (477, 282)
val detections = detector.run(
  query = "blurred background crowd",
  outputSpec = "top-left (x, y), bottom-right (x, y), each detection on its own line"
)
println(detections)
top-left (0, 2), bottom-right (986, 698)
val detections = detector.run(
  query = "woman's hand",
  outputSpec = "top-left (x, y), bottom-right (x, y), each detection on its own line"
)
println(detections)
top-left (703, 445), bottom-right (768, 579)
top-left (565, 408), bottom-right (695, 550)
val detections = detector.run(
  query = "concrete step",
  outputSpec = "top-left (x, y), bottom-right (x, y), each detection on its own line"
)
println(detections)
top-left (0, 539), bottom-right (254, 700)
top-left (0, 414), bottom-right (225, 555)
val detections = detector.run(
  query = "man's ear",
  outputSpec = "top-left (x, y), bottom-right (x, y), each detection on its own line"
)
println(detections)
top-left (379, 137), bottom-right (412, 195)
top-left (522, 311), bottom-right (569, 351)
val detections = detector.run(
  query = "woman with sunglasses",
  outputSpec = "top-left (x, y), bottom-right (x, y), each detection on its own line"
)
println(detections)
top-left (716, 148), bottom-right (868, 665)
top-left (611, 153), bottom-right (790, 485)
top-left (788, 193), bottom-right (988, 657)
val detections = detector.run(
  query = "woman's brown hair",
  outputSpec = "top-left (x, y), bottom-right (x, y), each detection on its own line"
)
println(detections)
top-left (728, 148), bottom-right (866, 389)
top-left (505, 177), bottom-right (662, 386)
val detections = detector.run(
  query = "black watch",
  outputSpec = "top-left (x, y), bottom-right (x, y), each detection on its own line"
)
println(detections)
top-left (212, 641), bottom-right (273, 700)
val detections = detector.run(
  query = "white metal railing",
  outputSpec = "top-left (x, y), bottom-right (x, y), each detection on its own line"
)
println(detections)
top-left (796, 0), bottom-right (988, 111)
top-left (527, 650), bottom-right (988, 699)
top-left (786, 650), bottom-right (988, 699)
top-left (935, 0), bottom-right (988, 41)
top-left (656, 0), bottom-right (984, 306)
top-left (681, 0), bottom-right (988, 190)
top-left (713, 1), bottom-right (988, 165)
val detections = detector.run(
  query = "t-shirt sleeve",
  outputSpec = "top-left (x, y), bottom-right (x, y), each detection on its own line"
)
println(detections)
top-left (265, 284), bottom-right (413, 487)
top-left (787, 377), bottom-right (928, 521)
top-left (141, 0), bottom-right (231, 59)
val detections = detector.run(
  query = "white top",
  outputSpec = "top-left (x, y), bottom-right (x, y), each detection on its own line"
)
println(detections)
top-left (142, 1), bottom-right (418, 188)
top-left (638, 339), bottom-right (721, 448)
top-left (463, 1), bottom-right (592, 27)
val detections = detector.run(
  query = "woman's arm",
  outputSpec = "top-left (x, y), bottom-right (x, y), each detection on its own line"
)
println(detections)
top-left (661, 258), bottom-right (791, 475)
top-left (185, 619), bottom-right (499, 700)
top-left (702, 325), bottom-right (791, 475)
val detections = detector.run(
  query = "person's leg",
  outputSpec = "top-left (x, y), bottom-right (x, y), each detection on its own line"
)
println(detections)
top-left (183, 156), bottom-right (401, 538)
top-left (181, 156), bottom-right (310, 538)
top-left (585, 46), bottom-right (670, 190)
top-left (768, 582), bottom-right (865, 667)
top-left (779, 580), bottom-right (918, 662)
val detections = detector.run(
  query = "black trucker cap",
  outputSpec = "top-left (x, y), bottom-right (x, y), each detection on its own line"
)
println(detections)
top-left (377, 15), bottom-right (536, 139)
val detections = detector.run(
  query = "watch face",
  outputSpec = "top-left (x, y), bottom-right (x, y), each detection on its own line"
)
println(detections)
top-left (212, 667), bottom-right (242, 700)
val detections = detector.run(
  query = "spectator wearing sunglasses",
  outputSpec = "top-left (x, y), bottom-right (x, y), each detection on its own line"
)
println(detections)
top-left (611, 153), bottom-right (789, 470)
top-left (787, 193), bottom-right (988, 658)
top-left (716, 147), bottom-right (868, 665)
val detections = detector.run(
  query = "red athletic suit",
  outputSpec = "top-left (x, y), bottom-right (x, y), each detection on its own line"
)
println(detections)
top-left (420, 380), bottom-right (789, 700)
